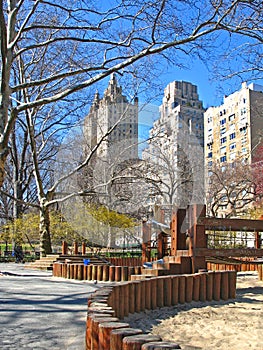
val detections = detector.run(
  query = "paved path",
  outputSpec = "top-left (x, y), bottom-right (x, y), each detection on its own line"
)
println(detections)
top-left (0, 263), bottom-right (99, 350)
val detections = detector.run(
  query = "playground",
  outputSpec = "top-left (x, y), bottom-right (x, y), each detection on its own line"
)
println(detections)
top-left (4, 204), bottom-right (262, 349)
top-left (126, 271), bottom-right (262, 350)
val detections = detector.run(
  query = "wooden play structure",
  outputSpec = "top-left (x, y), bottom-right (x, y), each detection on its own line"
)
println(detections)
top-left (141, 204), bottom-right (263, 277)
top-left (51, 203), bottom-right (263, 281)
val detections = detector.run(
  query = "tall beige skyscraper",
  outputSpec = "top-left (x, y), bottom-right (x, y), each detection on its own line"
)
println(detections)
top-left (84, 74), bottom-right (138, 162)
top-left (142, 80), bottom-right (205, 207)
top-left (83, 74), bottom-right (139, 218)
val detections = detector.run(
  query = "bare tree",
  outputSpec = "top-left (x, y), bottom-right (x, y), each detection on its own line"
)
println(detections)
top-left (209, 1), bottom-right (263, 85)
top-left (1, 1), bottom-right (263, 254)
top-left (206, 160), bottom-right (259, 218)
top-left (1, 0), bottom-right (263, 188)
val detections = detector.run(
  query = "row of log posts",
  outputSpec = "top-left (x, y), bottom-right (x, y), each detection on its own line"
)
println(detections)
top-left (53, 262), bottom-right (142, 282)
top-left (107, 271), bottom-right (236, 319)
top-left (207, 261), bottom-right (261, 272)
top-left (86, 270), bottom-right (236, 350)
top-left (61, 240), bottom-right (87, 255)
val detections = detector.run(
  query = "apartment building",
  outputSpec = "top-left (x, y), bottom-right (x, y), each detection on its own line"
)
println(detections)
top-left (84, 74), bottom-right (138, 162)
top-left (142, 80), bottom-right (205, 208)
top-left (204, 82), bottom-right (263, 217)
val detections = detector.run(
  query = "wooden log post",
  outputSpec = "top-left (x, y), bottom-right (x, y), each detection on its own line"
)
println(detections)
top-left (83, 265), bottom-right (88, 280)
top-left (163, 276), bottom-right (172, 307)
top-left (87, 265), bottom-right (93, 280)
top-left (90, 315), bottom-right (119, 350)
top-left (62, 263), bottom-right (67, 278)
top-left (87, 314), bottom-right (117, 350)
top-left (115, 266), bottom-right (122, 282)
top-left (122, 335), bottom-right (162, 350)
top-left (103, 265), bottom-right (109, 282)
top-left (157, 277), bottom-right (164, 308)
top-left (213, 271), bottom-right (221, 301)
top-left (199, 272), bottom-right (207, 302)
top-left (74, 264), bottom-right (79, 279)
top-left (206, 271), bottom-right (214, 301)
top-left (62, 240), bottom-right (68, 255)
top-left (134, 281), bottom-right (142, 313)
top-left (128, 282), bottom-right (135, 314)
top-left (73, 241), bottom-right (78, 255)
top-left (141, 342), bottom-right (181, 349)
top-left (109, 266), bottom-right (115, 282)
top-left (145, 279), bottom-right (152, 310)
top-left (192, 274), bottom-right (200, 302)
top-left (119, 284), bottom-right (126, 320)
top-left (69, 264), bottom-right (74, 279)
top-left (92, 265), bottom-right (98, 281)
top-left (53, 262), bottom-right (61, 277)
top-left (220, 271), bottom-right (229, 301)
top-left (140, 279), bottom-right (146, 311)
top-left (185, 275), bottom-right (193, 303)
top-left (82, 242), bottom-right (86, 255)
top-left (178, 275), bottom-right (186, 304)
top-left (77, 264), bottom-right (84, 280)
top-left (110, 328), bottom-right (143, 350)
top-left (121, 266), bottom-right (129, 281)
top-left (97, 265), bottom-right (103, 281)
top-left (228, 270), bottom-right (237, 299)
top-left (122, 282), bottom-right (130, 317)
top-left (150, 278), bottom-right (157, 309)
top-left (98, 322), bottom-right (130, 350)
top-left (171, 276), bottom-right (179, 305)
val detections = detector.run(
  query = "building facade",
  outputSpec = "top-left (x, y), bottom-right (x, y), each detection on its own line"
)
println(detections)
top-left (204, 82), bottom-right (263, 217)
top-left (84, 74), bottom-right (138, 162)
top-left (142, 80), bottom-right (205, 208)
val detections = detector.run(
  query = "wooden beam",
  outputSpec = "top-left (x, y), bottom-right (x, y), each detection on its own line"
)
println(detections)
top-left (194, 248), bottom-right (263, 258)
top-left (198, 217), bottom-right (263, 232)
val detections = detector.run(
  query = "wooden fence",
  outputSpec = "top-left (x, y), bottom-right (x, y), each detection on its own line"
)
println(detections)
top-left (86, 270), bottom-right (237, 349)
top-left (53, 262), bottom-right (142, 281)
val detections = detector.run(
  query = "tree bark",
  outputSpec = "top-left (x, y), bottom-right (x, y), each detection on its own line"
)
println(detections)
top-left (39, 199), bottom-right (52, 257)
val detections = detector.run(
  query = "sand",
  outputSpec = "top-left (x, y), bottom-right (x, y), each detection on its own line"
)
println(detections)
top-left (125, 272), bottom-right (263, 350)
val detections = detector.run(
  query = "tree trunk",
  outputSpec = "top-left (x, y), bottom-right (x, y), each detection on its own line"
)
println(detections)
top-left (0, 151), bottom-right (8, 188)
top-left (39, 201), bottom-right (52, 257)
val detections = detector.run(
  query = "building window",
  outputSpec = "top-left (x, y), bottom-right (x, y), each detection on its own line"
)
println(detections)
top-left (220, 137), bottom-right (227, 144)
top-left (208, 152), bottom-right (213, 158)
top-left (229, 132), bottom-right (236, 140)
top-left (230, 152), bottom-right (236, 160)
top-left (220, 118), bottom-right (226, 125)
top-left (220, 155), bottom-right (227, 162)
top-left (240, 107), bottom-right (246, 115)
top-left (220, 146), bottom-right (227, 154)
top-left (220, 127), bottom-right (226, 135)
top-left (230, 142), bottom-right (236, 151)
top-left (229, 114), bottom-right (235, 122)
